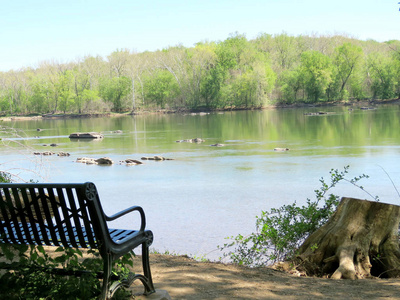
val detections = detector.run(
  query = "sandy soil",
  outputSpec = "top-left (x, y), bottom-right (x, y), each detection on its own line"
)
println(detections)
top-left (129, 254), bottom-right (400, 300)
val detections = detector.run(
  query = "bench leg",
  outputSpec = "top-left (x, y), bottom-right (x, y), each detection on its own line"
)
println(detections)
top-left (141, 242), bottom-right (155, 295)
top-left (102, 246), bottom-right (154, 299)
top-left (101, 252), bottom-right (113, 300)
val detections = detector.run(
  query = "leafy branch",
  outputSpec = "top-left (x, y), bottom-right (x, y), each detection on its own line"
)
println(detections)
top-left (219, 166), bottom-right (378, 267)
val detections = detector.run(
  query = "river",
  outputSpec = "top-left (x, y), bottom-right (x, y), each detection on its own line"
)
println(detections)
top-left (1, 104), bottom-right (400, 260)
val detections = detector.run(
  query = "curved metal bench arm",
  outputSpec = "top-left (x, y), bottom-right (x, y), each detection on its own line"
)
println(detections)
top-left (105, 205), bottom-right (146, 232)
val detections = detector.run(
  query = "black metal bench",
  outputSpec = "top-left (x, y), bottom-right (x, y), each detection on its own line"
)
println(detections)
top-left (0, 182), bottom-right (155, 299)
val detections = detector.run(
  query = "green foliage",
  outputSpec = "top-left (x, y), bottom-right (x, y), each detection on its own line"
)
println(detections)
top-left (203, 35), bottom-right (276, 109)
top-left (279, 67), bottom-right (303, 103)
top-left (200, 63), bottom-right (225, 108)
top-left (220, 166), bottom-right (376, 267)
top-left (70, 68), bottom-right (92, 114)
top-left (143, 69), bottom-right (179, 109)
top-left (58, 71), bottom-right (74, 114)
top-left (300, 51), bottom-right (333, 102)
top-left (0, 244), bottom-right (134, 299)
top-left (0, 171), bottom-right (11, 183)
top-left (367, 52), bottom-right (397, 99)
top-left (99, 76), bottom-right (131, 112)
top-left (333, 43), bottom-right (363, 96)
top-left (1, 34), bottom-right (400, 114)
top-left (29, 77), bottom-right (53, 113)
top-left (272, 32), bottom-right (299, 71)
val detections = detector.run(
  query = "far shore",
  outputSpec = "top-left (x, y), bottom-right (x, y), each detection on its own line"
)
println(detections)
top-left (1, 98), bottom-right (399, 122)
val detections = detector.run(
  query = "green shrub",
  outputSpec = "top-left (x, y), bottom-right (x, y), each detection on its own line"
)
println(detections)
top-left (220, 166), bottom-right (378, 267)
top-left (0, 244), bottom-right (134, 299)
top-left (0, 171), bottom-right (11, 183)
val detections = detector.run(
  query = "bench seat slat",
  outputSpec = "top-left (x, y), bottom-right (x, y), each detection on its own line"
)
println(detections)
top-left (0, 221), bottom-right (138, 248)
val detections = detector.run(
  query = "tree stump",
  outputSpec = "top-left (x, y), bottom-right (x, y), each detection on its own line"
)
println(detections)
top-left (294, 197), bottom-right (400, 279)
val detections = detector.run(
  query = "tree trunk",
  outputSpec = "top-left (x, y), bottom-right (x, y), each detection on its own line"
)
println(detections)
top-left (293, 197), bottom-right (400, 279)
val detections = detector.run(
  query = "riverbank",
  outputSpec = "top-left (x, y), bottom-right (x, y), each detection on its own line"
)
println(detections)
top-left (1, 99), bottom-right (398, 122)
top-left (134, 254), bottom-right (400, 299)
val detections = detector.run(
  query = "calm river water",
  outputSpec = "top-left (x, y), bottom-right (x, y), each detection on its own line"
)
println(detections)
top-left (1, 104), bottom-right (400, 260)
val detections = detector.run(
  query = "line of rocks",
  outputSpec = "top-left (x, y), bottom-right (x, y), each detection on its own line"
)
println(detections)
top-left (141, 156), bottom-right (174, 161)
top-left (33, 151), bottom-right (71, 156)
top-left (175, 138), bottom-right (226, 147)
top-left (176, 138), bottom-right (205, 143)
top-left (76, 156), bottom-right (174, 165)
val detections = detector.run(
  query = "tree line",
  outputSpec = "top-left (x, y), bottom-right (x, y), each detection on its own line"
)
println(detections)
top-left (1, 32), bottom-right (400, 115)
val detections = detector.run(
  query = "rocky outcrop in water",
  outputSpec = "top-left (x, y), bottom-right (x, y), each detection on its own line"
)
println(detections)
top-left (120, 159), bottom-right (143, 166)
top-left (175, 138), bottom-right (205, 143)
top-left (76, 157), bottom-right (96, 164)
top-left (69, 132), bottom-right (104, 139)
top-left (76, 157), bottom-right (113, 165)
top-left (274, 148), bottom-right (290, 151)
top-left (34, 151), bottom-right (55, 156)
top-left (57, 152), bottom-right (70, 156)
top-left (141, 156), bottom-right (174, 161)
top-left (95, 157), bottom-right (113, 164)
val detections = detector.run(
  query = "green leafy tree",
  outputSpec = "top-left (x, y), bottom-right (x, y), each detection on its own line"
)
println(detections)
top-left (184, 42), bottom-right (217, 109)
top-left (388, 41), bottom-right (400, 98)
top-left (0, 72), bottom-right (30, 115)
top-left (81, 89), bottom-right (100, 112)
top-left (333, 43), bottom-right (363, 99)
top-left (36, 62), bottom-right (72, 114)
top-left (200, 63), bottom-right (225, 108)
top-left (300, 51), bottom-right (333, 102)
top-left (29, 76), bottom-right (53, 114)
top-left (201, 33), bottom-right (247, 108)
top-left (99, 76), bottom-right (131, 112)
top-left (143, 69), bottom-right (179, 109)
top-left (71, 67), bottom-right (91, 114)
top-left (272, 32), bottom-right (299, 72)
top-left (230, 60), bottom-right (276, 108)
top-left (279, 67), bottom-right (304, 103)
top-left (58, 71), bottom-right (74, 114)
top-left (367, 52), bottom-right (397, 99)
top-left (199, 39), bottom-right (238, 108)
top-left (154, 46), bottom-right (186, 107)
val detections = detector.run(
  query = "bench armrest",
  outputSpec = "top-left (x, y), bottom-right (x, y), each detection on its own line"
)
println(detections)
top-left (105, 206), bottom-right (146, 232)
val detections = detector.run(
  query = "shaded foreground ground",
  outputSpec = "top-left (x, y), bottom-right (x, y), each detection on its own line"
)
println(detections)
top-left (130, 254), bottom-right (400, 300)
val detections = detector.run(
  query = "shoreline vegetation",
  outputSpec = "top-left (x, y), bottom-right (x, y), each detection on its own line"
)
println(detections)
top-left (0, 98), bottom-right (398, 122)
top-left (1, 33), bottom-right (400, 118)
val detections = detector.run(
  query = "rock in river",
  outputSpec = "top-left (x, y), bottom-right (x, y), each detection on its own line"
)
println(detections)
top-left (69, 132), bottom-right (104, 139)
top-left (274, 148), bottom-right (290, 151)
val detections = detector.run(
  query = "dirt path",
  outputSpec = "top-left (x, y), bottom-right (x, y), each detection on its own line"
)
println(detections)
top-left (130, 254), bottom-right (400, 300)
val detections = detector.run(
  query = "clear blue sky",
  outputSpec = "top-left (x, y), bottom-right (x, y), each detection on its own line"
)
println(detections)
top-left (0, 0), bottom-right (399, 72)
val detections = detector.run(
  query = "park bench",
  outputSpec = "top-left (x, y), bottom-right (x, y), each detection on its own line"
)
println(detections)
top-left (0, 182), bottom-right (155, 299)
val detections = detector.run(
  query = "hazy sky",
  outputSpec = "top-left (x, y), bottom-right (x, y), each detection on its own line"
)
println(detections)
top-left (1, 0), bottom-right (399, 71)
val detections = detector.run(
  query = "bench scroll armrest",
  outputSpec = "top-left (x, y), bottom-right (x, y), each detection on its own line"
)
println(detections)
top-left (105, 206), bottom-right (146, 232)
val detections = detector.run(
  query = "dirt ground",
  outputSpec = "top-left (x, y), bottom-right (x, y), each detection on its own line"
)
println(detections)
top-left (129, 254), bottom-right (400, 300)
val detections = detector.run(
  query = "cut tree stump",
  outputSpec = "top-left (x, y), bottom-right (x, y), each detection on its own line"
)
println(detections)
top-left (293, 197), bottom-right (400, 279)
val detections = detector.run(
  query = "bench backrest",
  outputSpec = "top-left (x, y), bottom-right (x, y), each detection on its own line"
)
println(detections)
top-left (0, 182), bottom-right (107, 249)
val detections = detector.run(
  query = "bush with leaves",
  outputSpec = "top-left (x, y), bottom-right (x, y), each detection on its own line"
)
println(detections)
top-left (220, 166), bottom-right (378, 267)
top-left (0, 171), bottom-right (11, 183)
top-left (0, 243), bottom-right (134, 299)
